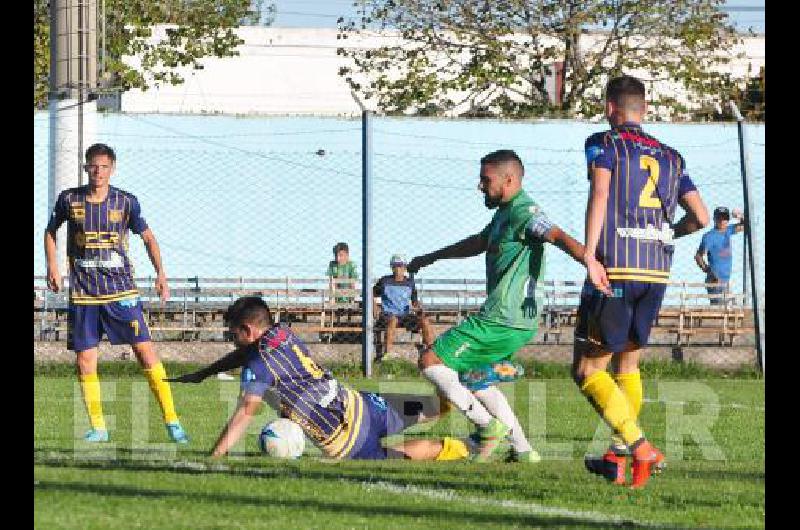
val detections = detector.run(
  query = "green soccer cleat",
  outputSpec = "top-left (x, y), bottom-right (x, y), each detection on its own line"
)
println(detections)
top-left (507, 448), bottom-right (542, 464)
top-left (83, 428), bottom-right (109, 443)
top-left (166, 421), bottom-right (189, 444)
top-left (472, 418), bottom-right (511, 463)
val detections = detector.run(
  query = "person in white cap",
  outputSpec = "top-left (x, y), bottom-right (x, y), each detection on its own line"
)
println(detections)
top-left (372, 254), bottom-right (433, 361)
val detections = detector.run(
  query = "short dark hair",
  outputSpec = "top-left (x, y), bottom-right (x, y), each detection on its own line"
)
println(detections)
top-left (333, 242), bottom-right (349, 255)
top-left (605, 75), bottom-right (646, 111)
top-left (480, 149), bottom-right (524, 176)
top-left (85, 143), bottom-right (116, 163)
top-left (223, 296), bottom-right (273, 329)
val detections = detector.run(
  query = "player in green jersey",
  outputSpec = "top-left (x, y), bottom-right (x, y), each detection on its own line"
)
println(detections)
top-left (408, 149), bottom-right (587, 462)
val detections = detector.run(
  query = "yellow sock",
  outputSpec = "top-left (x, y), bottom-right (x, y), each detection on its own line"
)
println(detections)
top-left (615, 370), bottom-right (643, 418)
top-left (143, 362), bottom-right (179, 424)
top-left (79, 373), bottom-right (106, 430)
top-left (581, 371), bottom-right (642, 446)
top-left (435, 437), bottom-right (469, 461)
top-left (610, 370), bottom-right (643, 448)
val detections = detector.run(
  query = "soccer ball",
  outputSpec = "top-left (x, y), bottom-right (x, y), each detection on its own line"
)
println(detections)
top-left (258, 418), bottom-right (305, 459)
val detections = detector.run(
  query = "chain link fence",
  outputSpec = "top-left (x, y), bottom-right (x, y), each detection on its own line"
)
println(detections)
top-left (34, 111), bottom-right (764, 367)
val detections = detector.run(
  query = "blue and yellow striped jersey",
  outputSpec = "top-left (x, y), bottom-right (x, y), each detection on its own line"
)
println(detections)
top-left (46, 186), bottom-right (148, 304)
top-left (241, 324), bottom-right (366, 459)
top-left (585, 122), bottom-right (697, 283)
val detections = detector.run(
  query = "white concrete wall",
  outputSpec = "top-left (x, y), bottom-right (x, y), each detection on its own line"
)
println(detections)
top-left (121, 27), bottom-right (764, 118)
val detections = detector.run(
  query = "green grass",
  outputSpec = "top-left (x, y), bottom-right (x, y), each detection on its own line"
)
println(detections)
top-left (35, 365), bottom-right (764, 529)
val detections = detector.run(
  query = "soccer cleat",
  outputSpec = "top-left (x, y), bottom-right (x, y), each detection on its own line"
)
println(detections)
top-left (584, 449), bottom-right (627, 485)
top-left (507, 448), bottom-right (542, 464)
top-left (459, 361), bottom-right (525, 391)
top-left (630, 440), bottom-right (666, 489)
top-left (83, 428), bottom-right (109, 443)
top-left (472, 418), bottom-right (511, 463)
top-left (166, 421), bottom-right (189, 444)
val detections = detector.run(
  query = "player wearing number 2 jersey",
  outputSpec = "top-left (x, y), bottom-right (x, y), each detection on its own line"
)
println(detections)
top-left (574, 76), bottom-right (709, 488)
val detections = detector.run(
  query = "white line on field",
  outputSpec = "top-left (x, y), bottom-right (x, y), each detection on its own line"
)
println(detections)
top-left (359, 480), bottom-right (672, 528)
top-left (164, 461), bottom-right (671, 529)
top-left (641, 398), bottom-right (765, 411)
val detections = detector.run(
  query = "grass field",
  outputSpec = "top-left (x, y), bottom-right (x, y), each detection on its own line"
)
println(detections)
top-left (34, 362), bottom-right (764, 529)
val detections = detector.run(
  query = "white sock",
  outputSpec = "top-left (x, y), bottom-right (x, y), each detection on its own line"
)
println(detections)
top-left (474, 386), bottom-right (532, 453)
top-left (422, 365), bottom-right (492, 427)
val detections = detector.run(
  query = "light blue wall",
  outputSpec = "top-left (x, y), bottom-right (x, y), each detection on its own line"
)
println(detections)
top-left (34, 113), bottom-right (764, 298)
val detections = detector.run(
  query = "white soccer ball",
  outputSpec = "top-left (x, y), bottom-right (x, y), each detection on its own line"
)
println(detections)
top-left (259, 418), bottom-right (305, 459)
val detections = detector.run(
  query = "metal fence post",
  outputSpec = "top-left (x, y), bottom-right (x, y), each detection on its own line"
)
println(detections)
top-left (361, 109), bottom-right (374, 377)
top-left (730, 102), bottom-right (765, 374)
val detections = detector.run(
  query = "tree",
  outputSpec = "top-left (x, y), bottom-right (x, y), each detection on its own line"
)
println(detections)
top-left (34, 0), bottom-right (274, 109)
top-left (337, 0), bottom-right (745, 120)
top-left (734, 65), bottom-right (764, 121)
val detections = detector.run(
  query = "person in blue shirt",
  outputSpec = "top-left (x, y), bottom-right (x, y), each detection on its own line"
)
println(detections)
top-left (695, 206), bottom-right (746, 304)
top-left (372, 254), bottom-right (433, 361)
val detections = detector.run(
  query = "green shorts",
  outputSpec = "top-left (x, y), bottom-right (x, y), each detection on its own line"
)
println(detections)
top-left (432, 315), bottom-right (535, 372)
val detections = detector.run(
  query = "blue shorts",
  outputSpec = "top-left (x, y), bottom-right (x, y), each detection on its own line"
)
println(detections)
top-left (346, 392), bottom-right (405, 460)
top-left (705, 274), bottom-right (730, 305)
top-left (67, 298), bottom-right (151, 352)
top-left (575, 280), bottom-right (666, 354)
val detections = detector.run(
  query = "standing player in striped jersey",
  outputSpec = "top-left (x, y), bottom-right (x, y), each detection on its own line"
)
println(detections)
top-left (575, 76), bottom-right (709, 488)
top-left (44, 143), bottom-right (188, 444)
top-left (167, 297), bottom-right (469, 461)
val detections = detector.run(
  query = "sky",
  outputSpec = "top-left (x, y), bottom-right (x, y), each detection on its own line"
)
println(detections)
top-left (266, 0), bottom-right (765, 34)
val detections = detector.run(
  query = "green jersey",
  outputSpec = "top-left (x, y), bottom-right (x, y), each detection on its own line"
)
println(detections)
top-left (326, 261), bottom-right (358, 282)
top-left (327, 261), bottom-right (358, 302)
top-left (478, 189), bottom-right (553, 329)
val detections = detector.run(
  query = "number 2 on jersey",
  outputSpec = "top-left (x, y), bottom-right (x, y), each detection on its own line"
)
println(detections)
top-left (638, 155), bottom-right (662, 209)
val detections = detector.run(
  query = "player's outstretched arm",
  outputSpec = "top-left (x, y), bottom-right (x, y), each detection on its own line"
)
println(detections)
top-left (165, 347), bottom-right (250, 383)
top-left (407, 233), bottom-right (487, 274)
top-left (211, 393), bottom-right (262, 457)
top-left (672, 190), bottom-right (709, 239)
top-left (540, 226), bottom-right (586, 266)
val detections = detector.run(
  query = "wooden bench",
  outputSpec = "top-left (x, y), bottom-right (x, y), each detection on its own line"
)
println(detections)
top-left (33, 276), bottom-right (755, 347)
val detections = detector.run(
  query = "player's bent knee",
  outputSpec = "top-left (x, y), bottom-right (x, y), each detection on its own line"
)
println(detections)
top-left (418, 348), bottom-right (442, 370)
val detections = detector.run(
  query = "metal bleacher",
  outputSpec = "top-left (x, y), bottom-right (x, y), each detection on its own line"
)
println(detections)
top-left (33, 276), bottom-right (756, 347)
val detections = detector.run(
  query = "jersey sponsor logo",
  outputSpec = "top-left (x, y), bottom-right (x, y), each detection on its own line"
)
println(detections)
top-left (108, 209), bottom-right (124, 223)
top-left (82, 231), bottom-right (121, 249)
top-left (318, 380), bottom-right (339, 408)
top-left (617, 130), bottom-right (660, 148)
top-left (117, 297), bottom-right (138, 308)
top-left (69, 203), bottom-right (85, 221)
top-left (453, 342), bottom-right (471, 358)
top-left (75, 254), bottom-right (124, 269)
top-left (615, 222), bottom-right (674, 243)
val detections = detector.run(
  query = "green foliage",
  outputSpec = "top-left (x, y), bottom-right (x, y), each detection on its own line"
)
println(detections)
top-left (733, 66), bottom-right (764, 121)
top-left (338, 0), bottom-right (747, 120)
top-left (33, 1), bottom-right (274, 109)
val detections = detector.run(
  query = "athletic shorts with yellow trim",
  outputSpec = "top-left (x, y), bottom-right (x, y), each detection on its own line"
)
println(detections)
top-left (431, 315), bottom-right (534, 373)
top-left (575, 279), bottom-right (666, 354)
top-left (67, 297), bottom-right (151, 352)
top-left (344, 392), bottom-right (406, 460)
